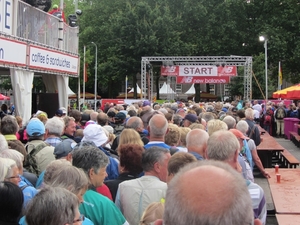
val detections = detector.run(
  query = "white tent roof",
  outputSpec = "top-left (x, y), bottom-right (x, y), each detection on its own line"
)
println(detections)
top-left (185, 84), bottom-right (195, 94)
top-left (128, 83), bottom-right (145, 94)
top-left (159, 82), bottom-right (176, 94)
top-left (68, 86), bottom-right (75, 96)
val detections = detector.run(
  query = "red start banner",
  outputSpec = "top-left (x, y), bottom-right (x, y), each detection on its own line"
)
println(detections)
top-left (176, 76), bottom-right (230, 84)
top-left (161, 65), bottom-right (237, 77)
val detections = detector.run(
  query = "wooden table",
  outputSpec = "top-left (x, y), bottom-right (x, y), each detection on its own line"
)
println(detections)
top-left (276, 214), bottom-right (300, 224)
top-left (257, 132), bottom-right (285, 168)
top-left (266, 168), bottom-right (300, 214)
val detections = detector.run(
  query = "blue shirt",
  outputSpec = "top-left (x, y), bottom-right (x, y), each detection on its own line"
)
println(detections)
top-left (19, 180), bottom-right (38, 207)
top-left (144, 142), bottom-right (171, 150)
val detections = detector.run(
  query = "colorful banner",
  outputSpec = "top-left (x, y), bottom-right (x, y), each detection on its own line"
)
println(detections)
top-left (161, 65), bottom-right (237, 77)
top-left (177, 76), bottom-right (230, 84)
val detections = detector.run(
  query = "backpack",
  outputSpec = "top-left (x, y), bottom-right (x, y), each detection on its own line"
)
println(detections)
top-left (24, 142), bottom-right (48, 176)
top-left (275, 108), bottom-right (286, 120)
top-left (264, 114), bottom-right (272, 125)
top-left (242, 139), bottom-right (253, 170)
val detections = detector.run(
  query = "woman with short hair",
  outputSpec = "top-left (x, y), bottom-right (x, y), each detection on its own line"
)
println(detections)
top-left (26, 187), bottom-right (82, 225)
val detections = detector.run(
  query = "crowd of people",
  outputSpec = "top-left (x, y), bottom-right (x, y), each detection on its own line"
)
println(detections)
top-left (0, 98), bottom-right (295, 225)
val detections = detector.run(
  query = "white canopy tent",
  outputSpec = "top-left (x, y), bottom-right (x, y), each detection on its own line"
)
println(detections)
top-left (128, 83), bottom-right (145, 94)
top-left (185, 84), bottom-right (195, 94)
top-left (159, 82), bottom-right (176, 94)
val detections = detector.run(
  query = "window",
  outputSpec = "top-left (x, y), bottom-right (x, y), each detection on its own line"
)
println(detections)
top-left (176, 84), bottom-right (182, 93)
top-left (210, 84), bottom-right (215, 95)
top-left (224, 84), bottom-right (229, 96)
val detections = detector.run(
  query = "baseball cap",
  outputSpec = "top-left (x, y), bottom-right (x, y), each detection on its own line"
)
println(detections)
top-left (26, 118), bottom-right (45, 136)
top-left (142, 100), bottom-right (151, 107)
top-left (55, 109), bottom-right (63, 117)
top-left (82, 124), bottom-right (108, 147)
top-left (54, 139), bottom-right (77, 159)
top-left (229, 129), bottom-right (249, 140)
top-left (53, 4), bottom-right (58, 9)
top-left (115, 112), bottom-right (126, 120)
top-left (59, 107), bottom-right (67, 114)
top-left (184, 114), bottom-right (198, 123)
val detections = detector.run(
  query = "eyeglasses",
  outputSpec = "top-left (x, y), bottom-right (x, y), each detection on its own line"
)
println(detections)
top-left (73, 214), bottom-right (85, 223)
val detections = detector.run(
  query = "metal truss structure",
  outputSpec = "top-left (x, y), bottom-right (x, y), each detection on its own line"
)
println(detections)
top-left (141, 56), bottom-right (253, 101)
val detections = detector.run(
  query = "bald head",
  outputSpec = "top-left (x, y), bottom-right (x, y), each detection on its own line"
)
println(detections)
top-left (90, 111), bottom-right (98, 122)
top-left (148, 114), bottom-right (168, 139)
top-left (97, 112), bottom-right (108, 126)
top-left (186, 129), bottom-right (209, 157)
top-left (164, 160), bottom-right (254, 225)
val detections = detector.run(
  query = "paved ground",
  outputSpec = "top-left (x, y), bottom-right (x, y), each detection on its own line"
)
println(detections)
top-left (255, 137), bottom-right (300, 225)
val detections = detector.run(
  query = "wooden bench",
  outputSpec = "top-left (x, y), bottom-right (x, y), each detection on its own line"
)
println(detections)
top-left (290, 131), bottom-right (300, 147)
top-left (279, 149), bottom-right (300, 168)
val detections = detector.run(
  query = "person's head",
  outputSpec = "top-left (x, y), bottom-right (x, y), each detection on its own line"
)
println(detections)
top-left (236, 120), bottom-right (249, 135)
top-left (245, 108), bottom-right (255, 120)
top-left (201, 112), bottom-right (215, 122)
top-left (178, 127), bottom-right (191, 146)
top-left (53, 139), bottom-right (77, 160)
top-left (164, 113), bottom-right (173, 123)
top-left (172, 114), bottom-right (182, 126)
top-left (165, 123), bottom-right (180, 147)
top-left (97, 112), bottom-right (108, 126)
top-left (0, 181), bottom-right (24, 223)
top-left (118, 129), bottom-right (144, 150)
top-left (222, 115), bottom-right (236, 130)
top-left (162, 160), bottom-right (254, 225)
top-left (186, 129), bottom-right (209, 157)
top-left (140, 202), bottom-right (165, 225)
top-left (229, 128), bottom-right (250, 152)
top-left (167, 152), bottom-right (197, 183)
top-left (183, 114), bottom-right (198, 127)
top-left (0, 157), bottom-right (20, 185)
top-left (72, 146), bottom-right (109, 187)
top-left (44, 163), bottom-right (88, 203)
top-left (206, 130), bottom-right (240, 169)
top-left (82, 124), bottom-right (108, 147)
top-left (125, 116), bottom-right (144, 133)
top-left (1, 115), bottom-right (19, 135)
top-left (148, 114), bottom-right (168, 140)
top-left (52, 4), bottom-right (58, 9)
top-left (69, 110), bottom-right (81, 123)
top-left (207, 119), bottom-right (228, 136)
top-left (63, 116), bottom-right (76, 136)
top-left (142, 146), bottom-right (171, 182)
top-left (15, 116), bottom-right (23, 127)
top-left (26, 187), bottom-right (81, 225)
top-left (45, 117), bottom-right (65, 138)
top-left (89, 111), bottom-right (98, 122)
top-left (189, 123), bottom-right (205, 130)
top-left (26, 118), bottom-right (46, 141)
top-left (0, 149), bottom-right (24, 174)
top-left (118, 144), bottom-right (144, 175)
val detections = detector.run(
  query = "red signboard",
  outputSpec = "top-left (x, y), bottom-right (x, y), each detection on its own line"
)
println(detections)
top-left (177, 76), bottom-right (230, 84)
top-left (160, 66), bottom-right (180, 76)
top-left (217, 66), bottom-right (237, 76)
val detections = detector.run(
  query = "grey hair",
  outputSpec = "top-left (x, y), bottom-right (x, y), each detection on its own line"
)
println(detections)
top-left (63, 116), bottom-right (75, 128)
top-left (44, 164), bottom-right (89, 195)
top-left (201, 112), bottom-right (215, 122)
top-left (222, 116), bottom-right (236, 130)
top-left (245, 108), bottom-right (254, 120)
top-left (207, 130), bottom-right (239, 162)
top-left (0, 134), bottom-right (8, 151)
top-left (236, 120), bottom-right (249, 134)
top-left (142, 146), bottom-right (169, 172)
top-left (0, 157), bottom-right (17, 181)
top-left (126, 116), bottom-right (143, 130)
top-left (149, 115), bottom-right (168, 138)
top-left (72, 146), bottom-right (109, 176)
top-left (207, 119), bottom-right (228, 136)
top-left (26, 186), bottom-right (79, 225)
top-left (164, 160), bottom-right (253, 225)
top-left (45, 117), bottom-right (65, 136)
top-left (1, 115), bottom-right (19, 135)
top-left (0, 150), bottom-right (24, 170)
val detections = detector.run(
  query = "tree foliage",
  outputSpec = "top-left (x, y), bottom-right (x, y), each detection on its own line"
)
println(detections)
top-left (63, 0), bottom-right (300, 98)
